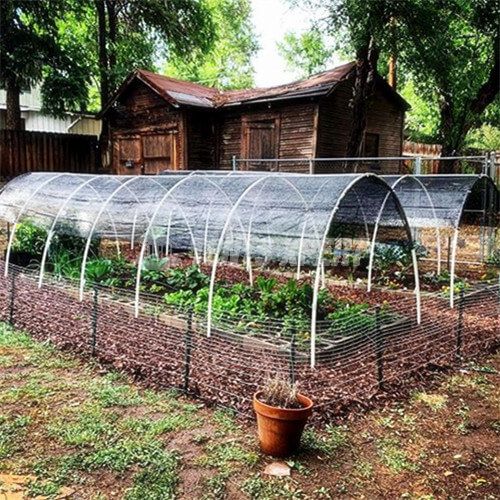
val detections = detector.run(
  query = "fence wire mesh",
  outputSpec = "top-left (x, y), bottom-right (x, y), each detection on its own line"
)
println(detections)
top-left (1, 261), bottom-right (497, 421)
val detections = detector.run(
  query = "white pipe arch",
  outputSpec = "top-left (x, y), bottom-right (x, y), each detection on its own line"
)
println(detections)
top-left (242, 176), bottom-right (320, 285)
top-left (206, 175), bottom-right (280, 336)
top-left (310, 175), bottom-right (418, 367)
top-left (447, 175), bottom-right (498, 307)
top-left (388, 175), bottom-right (443, 274)
top-left (37, 175), bottom-right (124, 288)
top-left (134, 175), bottom-right (209, 317)
top-left (77, 174), bottom-right (188, 300)
top-left (4, 172), bottom-right (68, 277)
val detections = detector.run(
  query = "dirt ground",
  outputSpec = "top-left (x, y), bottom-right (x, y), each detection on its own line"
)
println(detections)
top-left (0, 322), bottom-right (498, 499)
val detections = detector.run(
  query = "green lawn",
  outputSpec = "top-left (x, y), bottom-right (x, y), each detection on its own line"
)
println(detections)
top-left (0, 323), bottom-right (498, 499)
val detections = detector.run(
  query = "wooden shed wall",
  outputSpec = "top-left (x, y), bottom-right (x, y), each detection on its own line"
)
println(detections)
top-left (316, 79), bottom-right (404, 172)
top-left (108, 80), bottom-right (185, 174)
top-left (185, 110), bottom-right (216, 169)
top-left (218, 102), bottom-right (317, 172)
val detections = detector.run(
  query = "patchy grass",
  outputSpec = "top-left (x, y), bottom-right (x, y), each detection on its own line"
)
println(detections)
top-left (411, 391), bottom-right (448, 411)
top-left (0, 322), bottom-right (499, 499)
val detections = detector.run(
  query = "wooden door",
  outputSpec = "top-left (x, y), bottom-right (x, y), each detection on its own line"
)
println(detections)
top-left (117, 136), bottom-right (141, 173)
top-left (141, 132), bottom-right (175, 174)
top-left (242, 118), bottom-right (279, 170)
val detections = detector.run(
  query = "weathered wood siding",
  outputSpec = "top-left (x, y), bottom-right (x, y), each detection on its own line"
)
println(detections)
top-left (0, 130), bottom-right (98, 180)
top-left (316, 79), bottom-right (404, 172)
top-left (108, 80), bottom-right (185, 174)
top-left (185, 110), bottom-right (216, 169)
top-left (218, 102), bottom-right (317, 172)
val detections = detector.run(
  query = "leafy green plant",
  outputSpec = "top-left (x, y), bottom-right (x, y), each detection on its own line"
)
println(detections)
top-left (50, 249), bottom-right (82, 280)
top-left (142, 255), bottom-right (168, 272)
top-left (12, 220), bottom-right (47, 258)
top-left (366, 242), bottom-right (427, 285)
top-left (165, 265), bottom-right (209, 292)
top-left (85, 258), bottom-right (114, 284)
top-left (486, 249), bottom-right (500, 267)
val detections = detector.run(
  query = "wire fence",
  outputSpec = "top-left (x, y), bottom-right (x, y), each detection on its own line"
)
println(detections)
top-left (231, 154), bottom-right (499, 185)
top-left (1, 260), bottom-right (498, 421)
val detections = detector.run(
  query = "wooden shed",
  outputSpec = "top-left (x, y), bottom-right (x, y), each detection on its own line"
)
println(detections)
top-left (101, 62), bottom-right (409, 174)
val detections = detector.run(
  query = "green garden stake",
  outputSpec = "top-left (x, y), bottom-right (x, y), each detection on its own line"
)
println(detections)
top-left (8, 270), bottom-right (16, 326)
top-left (456, 288), bottom-right (465, 360)
top-left (91, 285), bottom-right (99, 356)
top-left (375, 305), bottom-right (384, 390)
top-left (289, 327), bottom-right (296, 385)
top-left (183, 309), bottom-right (193, 393)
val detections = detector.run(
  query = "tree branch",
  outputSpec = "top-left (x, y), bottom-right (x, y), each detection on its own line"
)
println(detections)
top-left (469, 32), bottom-right (499, 116)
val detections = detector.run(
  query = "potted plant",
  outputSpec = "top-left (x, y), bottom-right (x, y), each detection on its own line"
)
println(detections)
top-left (253, 376), bottom-right (313, 457)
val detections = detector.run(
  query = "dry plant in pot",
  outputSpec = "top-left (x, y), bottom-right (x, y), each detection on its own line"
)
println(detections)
top-left (253, 375), bottom-right (313, 457)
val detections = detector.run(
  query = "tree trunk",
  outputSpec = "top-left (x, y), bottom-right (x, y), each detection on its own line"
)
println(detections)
top-left (105, 0), bottom-right (117, 93)
top-left (438, 33), bottom-right (499, 174)
top-left (5, 78), bottom-right (22, 130)
top-left (96, 0), bottom-right (111, 172)
top-left (96, 0), bottom-right (109, 109)
top-left (345, 37), bottom-right (380, 162)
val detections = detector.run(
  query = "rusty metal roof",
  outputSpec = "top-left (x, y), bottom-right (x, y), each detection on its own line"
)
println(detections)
top-left (101, 62), bottom-right (408, 113)
top-left (218, 62), bottom-right (356, 106)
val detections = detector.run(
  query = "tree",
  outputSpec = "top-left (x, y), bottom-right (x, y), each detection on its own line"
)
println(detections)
top-left (290, 0), bottom-right (499, 168)
top-left (319, 0), bottom-right (393, 157)
top-left (396, 0), bottom-right (499, 169)
top-left (164, 0), bottom-right (258, 89)
top-left (0, 0), bottom-right (90, 129)
top-left (92, 0), bottom-right (215, 107)
top-left (0, 0), bottom-right (216, 129)
top-left (277, 27), bottom-right (333, 78)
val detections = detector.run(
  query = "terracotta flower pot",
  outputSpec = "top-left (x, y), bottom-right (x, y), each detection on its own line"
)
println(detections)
top-left (253, 391), bottom-right (313, 457)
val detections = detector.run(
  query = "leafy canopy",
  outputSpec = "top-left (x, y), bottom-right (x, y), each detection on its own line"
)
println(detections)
top-left (0, 0), bottom-right (92, 116)
top-left (165, 0), bottom-right (258, 89)
top-left (277, 28), bottom-right (334, 78)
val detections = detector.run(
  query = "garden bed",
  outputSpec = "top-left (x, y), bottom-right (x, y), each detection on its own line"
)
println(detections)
top-left (0, 259), bottom-right (497, 420)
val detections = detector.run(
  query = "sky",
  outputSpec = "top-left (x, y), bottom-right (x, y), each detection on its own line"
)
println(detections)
top-left (250, 0), bottom-right (345, 88)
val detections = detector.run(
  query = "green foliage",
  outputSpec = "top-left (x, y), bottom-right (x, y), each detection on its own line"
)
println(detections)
top-left (85, 258), bottom-right (114, 284)
top-left (367, 243), bottom-right (426, 286)
top-left (486, 249), bottom-right (500, 267)
top-left (142, 255), bottom-right (168, 272)
top-left (294, 0), bottom-right (499, 154)
top-left (165, 0), bottom-right (258, 89)
top-left (0, 0), bottom-right (92, 118)
top-left (165, 265), bottom-right (210, 292)
top-left (51, 249), bottom-right (82, 280)
top-left (400, 79), bottom-right (441, 143)
top-left (327, 302), bottom-right (382, 336)
top-left (395, 0), bottom-right (499, 153)
top-left (0, 414), bottom-right (31, 459)
top-left (466, 125), bottom-right (500, 152)
top-left (12, 221), bottom-right (47, 258)
top-left (163, 274), bottom-right (392, 341)
top-left (302, 424), bottom-right (349, 455)
top-left (277, 27), bottom-right (334, 78)
top-left (165, 276), bottom-right (334, 333)
top-left (1, 0), bottom-right (218, 116)
top-left (124, 450), bottom-right (180, 500)
top-left (376, 437), bottom-right (418, 472)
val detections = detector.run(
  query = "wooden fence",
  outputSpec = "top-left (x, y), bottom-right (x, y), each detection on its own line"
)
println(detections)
top-left (0, 130), bottom-right (99, 180)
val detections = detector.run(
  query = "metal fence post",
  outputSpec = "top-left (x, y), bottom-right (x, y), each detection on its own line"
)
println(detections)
top-left (90, 285), bottom-right (99, 356)
top-left (8, 270), bottom-right (16, 326)
top-left (289, 327), bottom-right (296, 385)
top-left (456, 288), bottom-right (465, 359)
top-left (183, 310), bottom-right (193, 393)
top-left (375, 305), bottom-right (384, 390)
top-left (415, 156), bottom-right (422, 175)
